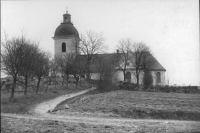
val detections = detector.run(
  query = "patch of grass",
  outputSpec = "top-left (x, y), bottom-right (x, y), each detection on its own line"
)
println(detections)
top-left (117, 107), bottom-right (200, 121)
top-left (1, 82), bottom-right (91, 114)
top-left (56, 90), bottom-right (200, 121)
top-left (52, 89), bottom-right (98, 112)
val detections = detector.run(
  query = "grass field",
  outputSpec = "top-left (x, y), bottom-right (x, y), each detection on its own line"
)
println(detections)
top-left (1, 82), bottom-right (91, 114)
top-left (54, 90), bottom-right (200, 121)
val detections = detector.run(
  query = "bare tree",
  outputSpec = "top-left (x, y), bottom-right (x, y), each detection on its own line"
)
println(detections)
top-left (73, 55), bottom-right (87, 87)
top-left (34, 51), bottom-right (50, 93)
top-left (71, 59), bottom-right (86, 89)
top-left (79, 31), bottom-right (105, 80)
top-left (55, 55), bottom-right (65, 86)
top-left (129, 42), bottom-right (153, 85)
top-left (1, 34), bottom-right (27, 99)
top-left (49, 59), bottom-right (59, 88)
top-left (114, 38), bottom-right (132, 81)
top-left (20, 43), bottom-right (40, 95)
top-left (70, 65), bottom-right (80, 89)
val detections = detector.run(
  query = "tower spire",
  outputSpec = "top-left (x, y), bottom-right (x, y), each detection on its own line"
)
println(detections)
top-left (66, 7), bottom-right (68, 14)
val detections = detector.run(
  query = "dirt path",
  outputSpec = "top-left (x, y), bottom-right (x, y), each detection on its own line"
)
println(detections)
top-left (2, 112), bottom-right (200, 127)
top-left (2, 112), bottom-right (200, 133)
top-left (34, 87), bottom-right (95, 114)
top-left (2, 88), bottom-right (200, 132)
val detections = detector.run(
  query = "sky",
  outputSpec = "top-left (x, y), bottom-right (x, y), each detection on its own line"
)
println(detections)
top-left (1, 0), bottom-right (199, 86)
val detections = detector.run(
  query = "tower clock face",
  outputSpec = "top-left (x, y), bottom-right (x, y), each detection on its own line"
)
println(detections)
top-left (61, 28), bottom-right (66, 34)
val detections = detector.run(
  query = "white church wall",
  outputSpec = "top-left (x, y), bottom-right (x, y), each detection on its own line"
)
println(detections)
top-left (90, 73), bottom-right (100, 80)
top-left (90, 71), bottom-right (120, 82)
top-left (107, 70), bottom-right (145, 84)
top-left (111, 71), bottom-right (120, 83)
top-left (160, 71), bottom-right (166, 85)
top-left (129, 71), bottom-right (144, 84)
top-left (111, 70), bottom-right (144, 84)
top-left (87, 70), bottom-right (165, 86)
top-left (114, 71), bottom-right (124, 81)
top-left (114, 70), bottom-right (166, 85)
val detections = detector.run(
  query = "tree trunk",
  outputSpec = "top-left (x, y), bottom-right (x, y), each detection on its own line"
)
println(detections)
top-left (86, 63), bottom-right (90, 81)
top-left (76, 82), bottom-right (78, 89)
top-left (76, 78), bottom-right (79, 89)
top-left (86, 71), bottom-right (90, 81)
top-left (54, 75), bottom-right (57, 89)
top-left (46, 83), bottom-right (48, 92)
top-left (66, 74), bottom-right (69, 88)
top-left (98, 77), bottom-right (102, 91)
top-left (49, 77), bottom-right (51, 85)
top-left (24, 75), bottom-right (28, 95)
top-left (10, 76), bottom-right (17, 100)
top-left (136, 75), bottom-right (139, 85)
top-left (62, 76), bottom-right (64, 86)
top-left (123, 70), bottom-right (126, 81)
top-left (36, 76), bottom-right (41, 94)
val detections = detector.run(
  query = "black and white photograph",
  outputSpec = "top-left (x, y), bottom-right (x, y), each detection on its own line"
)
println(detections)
top-left (1, 0), bottom-right (200, 132)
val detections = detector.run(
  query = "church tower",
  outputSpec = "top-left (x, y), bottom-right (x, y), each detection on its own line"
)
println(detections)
top-left (53, 10), bottom-right (80, 56)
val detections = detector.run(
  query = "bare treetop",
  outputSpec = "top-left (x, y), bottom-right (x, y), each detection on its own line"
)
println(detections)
top-left (80, 31), bottom-right (105, 56)
top-left (117, 38), bottom-right (132, 53)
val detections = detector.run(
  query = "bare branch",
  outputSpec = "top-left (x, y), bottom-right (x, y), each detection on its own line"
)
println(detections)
top-left (113, 38), bottom-right (132, 81)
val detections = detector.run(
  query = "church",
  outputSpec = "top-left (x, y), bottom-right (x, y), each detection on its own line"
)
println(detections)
top-left (53, 10), bottom-right (166, 85)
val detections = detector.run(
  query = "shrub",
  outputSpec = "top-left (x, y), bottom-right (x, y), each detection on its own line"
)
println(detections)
top-left (118, 83), bottom-right (200, 94)
top-left (97, 80), bottom-right (119, 92)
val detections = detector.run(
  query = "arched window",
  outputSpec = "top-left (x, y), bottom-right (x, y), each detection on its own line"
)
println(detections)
top-left (125, 72), bottom-right (131, 79)
top-left (125, 72), bottom-right (131, 82)
top-left (156, 72), bottom-right (161, 83)
top-left (62, 42), bottom-right (66, 52)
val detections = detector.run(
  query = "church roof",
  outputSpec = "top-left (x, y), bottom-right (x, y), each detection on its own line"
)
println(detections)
top-left (54, 23), bottom-right (79, 39)
top-left (75, 53), bottom-right (166, 72)
top-left (148, 56), bottom-right (166, 71)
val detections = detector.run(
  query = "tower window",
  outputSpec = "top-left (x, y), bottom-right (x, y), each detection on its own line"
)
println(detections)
top-left (62, 42), bottom-right (66, 52)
